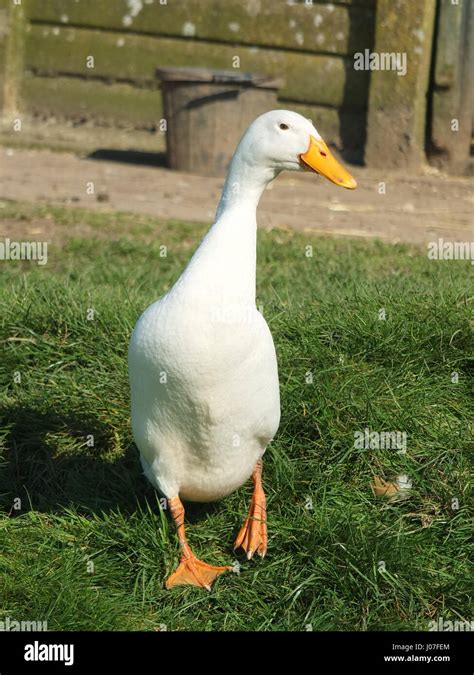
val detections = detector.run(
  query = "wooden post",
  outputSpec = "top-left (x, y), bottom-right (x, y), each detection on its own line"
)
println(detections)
top-left (429, 0), bottom-right (473, 174)
top-left (365, 0), bottom-right (436, 168)
top-left (0, 0), bottom-right (8, 114)
top-left (1, 0), bottom-right (25, 121)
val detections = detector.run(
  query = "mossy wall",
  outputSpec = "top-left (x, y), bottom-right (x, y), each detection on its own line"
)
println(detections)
top-left (1, 0), bottom-right (376, 154)
top-left (0, 0), bottom-right (7, 112)
top-left (4, 0), bottom-right (464, 170)
top-left (1, 0), bottom-right (25, 117)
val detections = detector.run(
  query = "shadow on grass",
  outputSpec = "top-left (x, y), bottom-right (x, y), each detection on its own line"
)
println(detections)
top-left (0, 403), bottom-right (222, 524)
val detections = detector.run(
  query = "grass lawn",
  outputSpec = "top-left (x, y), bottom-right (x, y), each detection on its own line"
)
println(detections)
top-left (0, 200), bottom-right (472, 631)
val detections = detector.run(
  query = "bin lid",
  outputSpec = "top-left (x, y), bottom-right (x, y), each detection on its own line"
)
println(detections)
top-left (156, 66), bottom-right (283, 89)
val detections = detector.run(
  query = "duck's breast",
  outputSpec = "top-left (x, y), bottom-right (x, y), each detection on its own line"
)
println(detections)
top-left (128, 296), bottom-right (280, 501)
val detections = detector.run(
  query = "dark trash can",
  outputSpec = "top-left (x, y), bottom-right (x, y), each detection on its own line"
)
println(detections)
top-left (156, 66), bottom-right (283, 177)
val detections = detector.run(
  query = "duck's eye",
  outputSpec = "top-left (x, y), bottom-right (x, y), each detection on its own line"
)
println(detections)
top-left (279, 123), bottom-right (289, 130)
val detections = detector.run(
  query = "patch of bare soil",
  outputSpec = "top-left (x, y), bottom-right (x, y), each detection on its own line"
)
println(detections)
top-left (0, 147), bottom-right (472, 246)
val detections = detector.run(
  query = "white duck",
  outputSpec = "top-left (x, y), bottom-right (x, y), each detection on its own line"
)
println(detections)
top-left (128, 110), bottom-right (356, 590)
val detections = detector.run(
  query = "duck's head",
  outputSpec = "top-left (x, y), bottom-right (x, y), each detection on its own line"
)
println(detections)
top-left (240, 109), bottom-right (357, 190)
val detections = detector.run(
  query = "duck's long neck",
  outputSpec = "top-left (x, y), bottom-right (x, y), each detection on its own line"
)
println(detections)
top-left (176, 152), bottom-right (276, 307)
top-left (215, 153), bottom-right (275, 221)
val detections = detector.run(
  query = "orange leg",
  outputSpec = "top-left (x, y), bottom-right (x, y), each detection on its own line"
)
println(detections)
top-left (234, 459), bottom-right (267, 559)
top-left (165, 496), bottom-right (231, 591)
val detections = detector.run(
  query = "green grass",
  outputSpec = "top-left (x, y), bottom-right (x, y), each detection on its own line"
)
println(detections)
top-left (0, 200), bottom-right (472, 631)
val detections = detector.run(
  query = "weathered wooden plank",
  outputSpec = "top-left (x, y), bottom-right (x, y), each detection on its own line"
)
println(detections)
top-left (296, 0), bottom-right (375, 4)
top-left (430, 0), bottom-right (473, 173)
top-left (1, 0), bottom-right (26, 118)
top-left (21, 74), bottom-right (163, 128)
top-left (24, 0), bottom-right (374, 56)
top-left (20, 73), bottom-right (364, 154)
top-left (0, 0), bottom-right (8, 113)
top-left (24, 25), bottom-right (369, 109)
top-left (365, 0), bottom-right (436, 168)
top-left (433, 0), bottom-right (464, 87)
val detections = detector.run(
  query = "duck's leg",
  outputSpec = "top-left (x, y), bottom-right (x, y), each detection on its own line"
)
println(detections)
top-left (165, 496), bottom-right (231, 590)
top-left (234, 458), bottom-right (267, 559)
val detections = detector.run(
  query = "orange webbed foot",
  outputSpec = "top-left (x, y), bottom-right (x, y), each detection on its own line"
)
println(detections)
top-left (166, 495), bottom-right (231, 591)
top-left (165, 555), bottom-right (231, 591)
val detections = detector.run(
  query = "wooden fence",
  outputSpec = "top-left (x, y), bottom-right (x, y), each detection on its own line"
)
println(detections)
top-left (0, 0), bottom-right (471, 171)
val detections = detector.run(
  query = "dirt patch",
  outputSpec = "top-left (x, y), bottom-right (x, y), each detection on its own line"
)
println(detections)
top-left (0, 146), bottom-right (472, 246)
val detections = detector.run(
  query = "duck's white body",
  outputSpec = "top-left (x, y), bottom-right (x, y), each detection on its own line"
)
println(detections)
top-left (129, 110), bottom-right (356, 508)
top-left (128, 218), bottom-right (280, 501)
top-left (128, 121), bottom-right (283, 502)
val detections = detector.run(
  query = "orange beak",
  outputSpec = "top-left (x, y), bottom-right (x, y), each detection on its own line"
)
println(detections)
top-left (299, 135), bottom-right (357, 189)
